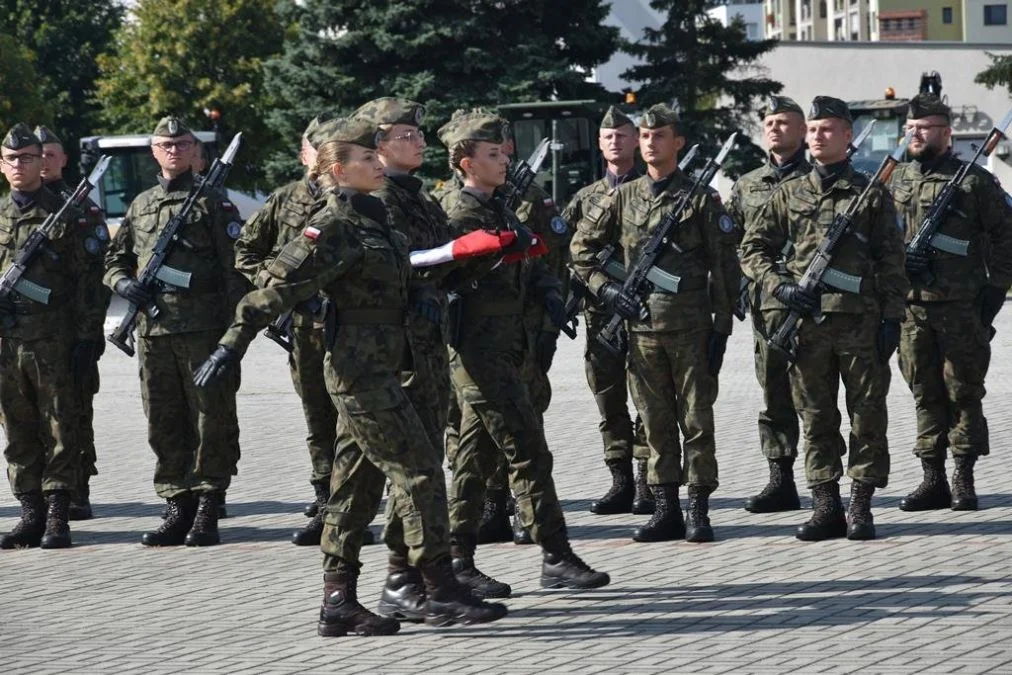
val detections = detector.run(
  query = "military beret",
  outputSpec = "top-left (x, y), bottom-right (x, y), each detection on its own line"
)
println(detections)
top-left (353, 97), bottom-right (426, 129)
top-left (907, 94), bottom-right (951, 122)
top-left (2, 123), bottom-right (42, 151)
top-left (758, 95), bottom-right (804, 119)
top-left (640, 104), bottom-right (681, 131)
top-left (152, 116), bottom-right (192, 138)
top-left (437, 110), bottom-right (507, 147)
top-left (33, 125), bottom-right (63, 146)
top-left (313, 117), bottom-right (381, 150)
top-left (808, 96), bottom-right (853, 123)
top-left (600, 106), bottom-right (635, 129)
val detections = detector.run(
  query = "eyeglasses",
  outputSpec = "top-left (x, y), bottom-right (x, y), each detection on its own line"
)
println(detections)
top-left (904, 123), bottom-right (948, 135)
top-left (388, 130), bottom-right (425, 144)
top-left (1, 153), bottom-right (41, 167)
top-left (153, 140), bottom-right (195, 152)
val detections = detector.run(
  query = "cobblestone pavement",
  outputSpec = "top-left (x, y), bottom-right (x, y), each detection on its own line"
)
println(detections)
top-left (2, 300), bottom-right (1012, 674)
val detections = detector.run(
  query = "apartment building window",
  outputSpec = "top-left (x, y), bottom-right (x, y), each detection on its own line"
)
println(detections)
top-left (820, 1), bottom-right (827, 18)
top-left (745, 22), bottom-right (760, 38)
top-left (984, 4), bottom-right (1007, 25)
top-left (942, 6), bottom-right (953, 23)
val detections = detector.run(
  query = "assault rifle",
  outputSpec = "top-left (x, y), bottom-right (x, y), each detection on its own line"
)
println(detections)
top-left (0, 156), bottom-right (111, 312)
top-left (108, 132), bottom-right (243, 356)
top-left (596, 135), bottom-right (737, 355)
top-left (905, 107), bottom-right (1012, 285)
top-left (767, 129), bottom-right (914, 363)
top-left (263, 295), bottom-right (325, 352)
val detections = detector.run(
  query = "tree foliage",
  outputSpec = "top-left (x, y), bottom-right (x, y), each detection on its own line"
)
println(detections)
top-left (975, 52), bottom-right (1012, 98)
top-left (0, 34), bottom-right (53, 132)
top-left (622, 0), bottom-right (782, 177)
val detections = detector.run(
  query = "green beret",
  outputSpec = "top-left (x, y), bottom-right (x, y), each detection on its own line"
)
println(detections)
top-left (152, 116), bottom-right (192, 138)
top-left (907, 94), bottom-right (950, 122)
top-left (33, 125), bottom-right (63, 146)
top-left (759, 95), bottom-right (804, 119)
top-left (437, 110), bottom-right (507, 147)
top-left (313, 117), bottom-right (381, 150)
top-left (808, 96), bottom-right (853, 124)
top-left (353, 97), bottom-right (426, 129)
top-left (640, 104), bottom-right (680, 131)
top-left (600, 106), bottom-right (634, 129)
top-left (2, 123), bottom-right (42, 152)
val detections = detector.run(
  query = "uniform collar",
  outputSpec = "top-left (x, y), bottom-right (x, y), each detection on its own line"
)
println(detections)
top-left (606, 167), bottom-right (640, 189)
top-left (386, 171), bottom-right (424, 194)
top-left (157, 170), bottom-right (194, 193)
top-left (911, 150), bottom-right (955, 177)
top-left (10, 188), bottom-right (42, 211)
top-left (769, 147), bottom-right (808, 180)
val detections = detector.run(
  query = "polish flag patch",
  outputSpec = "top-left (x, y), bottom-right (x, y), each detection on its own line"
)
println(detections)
top-left (304, 226), bottom-right (321, 240)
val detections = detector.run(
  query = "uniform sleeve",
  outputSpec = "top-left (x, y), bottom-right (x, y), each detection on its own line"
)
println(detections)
top-left (726, 179), bottom-right (744, 234)
top-left (104, 202), bottom-right (139, 290)
top-left (979, 174), bottom-right (1012, 290)
top-left (740, 186), bottom-right (791, 303)
top-left (209, 196), bottom-right (253, 312)
top-left (522, 193), bottom-right (569, 332)
top-left (570, 191), bottom-right (619, 297)
top-left (867, 184), bottom-right (909, 320)
top-left (701, 193), bottom-right (742, 335)
top-left (234, 191), bottom-right (283, 287)
top-left (70, 206), bottom-right (108, 341)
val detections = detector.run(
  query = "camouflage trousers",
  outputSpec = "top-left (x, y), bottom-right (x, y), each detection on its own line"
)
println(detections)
top-left (898, 301), bottom-right (991, 460)
top-left (628, 313), bottom-right (719, 489)
top-left (138, 331), bottom-right (241, 498)
top-left (788, 312), bottom-right (891, 488)
top-left (288, 324), bottom-right (337, 485)
top-left (73, 361), bottom-right (101, 499)
top-left (751, 303), bottom-right (800, 459)
top-left (1, 334), bottom-right (77, 494)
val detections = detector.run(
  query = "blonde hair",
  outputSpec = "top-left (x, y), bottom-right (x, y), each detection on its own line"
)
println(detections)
top-left (310, 140), bottom-right (356, 189)
top-left (447, 139), bottom-right (477, 176)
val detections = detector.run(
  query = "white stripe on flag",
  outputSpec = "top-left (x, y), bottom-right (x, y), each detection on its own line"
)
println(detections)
top-left (409, 241), bottom-right (455, 268)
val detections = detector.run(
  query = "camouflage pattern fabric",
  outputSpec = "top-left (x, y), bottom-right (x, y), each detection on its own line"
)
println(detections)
top-left (288, 324), bottom-right (337, 482)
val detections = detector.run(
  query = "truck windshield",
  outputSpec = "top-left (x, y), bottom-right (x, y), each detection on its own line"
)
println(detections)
top-left (851, 115), bottom-right (904, 175)
top-left (511, 116), bottom-right (595, 204)
top-left (94, 149), bottom-right (161, 220)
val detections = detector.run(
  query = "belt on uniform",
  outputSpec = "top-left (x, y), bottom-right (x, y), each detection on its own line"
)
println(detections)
top-left (335, 308), bottom-right (404, 325)
top-left (467, 299), bottom-right (524, 317)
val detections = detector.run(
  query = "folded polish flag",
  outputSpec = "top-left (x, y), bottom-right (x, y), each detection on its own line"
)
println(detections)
top-left (410, 229), bottom-right (517, 268)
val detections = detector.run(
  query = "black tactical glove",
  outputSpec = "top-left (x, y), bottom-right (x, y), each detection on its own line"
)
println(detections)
top-left (598, 282), bottom-right (641, 321)
top-left (707, 331), bottom-right (729, 377)
top-left (71, 339), bottom-right (105, 392)
top-left (773, 282), bottom-right (819, 314)
top-left (193, 345), bottom-right (237, 388)
top-left (978, 284), bottom-right (1007, 328)
top-left (904, 248), bottom-right (930, 276)
top-left (876, 318), bottom-right (901, 364)
top-left (114, 278), bottom-right (153, 307)
top-left (501, 225), bottom-right (534, 256)
top-left (535, 331), bottom-right (559, 373)
top-left (543, 290), bottom-right (566, 330)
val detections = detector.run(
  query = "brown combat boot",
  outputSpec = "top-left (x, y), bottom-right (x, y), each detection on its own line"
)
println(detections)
top-left (184, 492), bottom-right (221, 547)
top-left (377, 555), bottom-right (427, 623)
top-left (420, 556), bottom-right (508, 627)
top-left (40, 490), bottom-right (73, 549)
top-left (318, 570), bottom-right (401, 637)
top-left (899, 457), bottom-right (951, 511)
top-left (590, 458), bottom-right (634, 514)
top-left (143, 493), bottom-right (196, 546)
top-left (0, 491), bottom-right (46, 549)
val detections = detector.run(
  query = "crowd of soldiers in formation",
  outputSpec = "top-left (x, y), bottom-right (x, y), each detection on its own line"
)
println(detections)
top-left (0, 84), bottom-right (1009, 636)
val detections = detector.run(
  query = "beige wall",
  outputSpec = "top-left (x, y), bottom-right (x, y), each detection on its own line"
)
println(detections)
top-left (876, 0), bottom-right (965, 40)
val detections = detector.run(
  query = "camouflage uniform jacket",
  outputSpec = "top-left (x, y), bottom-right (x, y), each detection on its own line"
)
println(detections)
top-left (104, 172), bottom-right (248, 337)
top-left (0, 187), bottom-right (106, 341)
top-left (889, 153), bottom-right (1012, 301)
top-left (517, 182), bottom-right (568, 335)
top-left (741, 163), bottom-right (908, 320)
top-left (571, 169), bottom-right (741, 335)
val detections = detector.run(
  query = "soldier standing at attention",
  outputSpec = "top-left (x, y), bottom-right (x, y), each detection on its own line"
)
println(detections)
top-left (105, 116), bottom-right (248, 548)
top-left (571, 104), bottom-right (740, 544)
top-left (741, 97), bottom-right (908, 541)
top-left (0, 124), bottom-right (106, 549)
top-left (891, 94), bottom-right (1012, 512)
top-left (725, 97), bottom-right (809, 514)
top-left (35, 125), bottom-right (112, 522)
top-left (565, 105), bottom-right (652, 518)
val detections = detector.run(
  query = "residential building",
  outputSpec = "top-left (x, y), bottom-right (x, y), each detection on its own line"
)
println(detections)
top-left (707, 1), bottom-right (766, 40)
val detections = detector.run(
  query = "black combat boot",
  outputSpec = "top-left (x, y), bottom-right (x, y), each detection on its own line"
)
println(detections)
top-left (420, 556), bottom-right (508, 627)
top-left (631, 458), bottom-right (655, 515)
top-left (512, 498), bottom-right (533, 545)
top-left (541, 539), bottom-right (611, 589)
top-left (847, 481), bottom-right (876, 540)
top-left (39, 490), bottom-right (73, 549)
top-left (362, 528), bottom-right (377, 546)
top-left (304, 481), bottom-right (329, 518)
top-left (318, 570), bottom-right (401, 637)
top-left (589, 458), bottom-right (634, 514)
top-left (899, 457), bottom-right (951, 511)
top-left (796, 481), bottom-right (847, 541)
top-left (218, 493), bottom-right (229, 520)
top-left (69, 480), bottom-right (94, 521)
top-left (632, 484), bottom-right (685, 542)
top-left (951, 455), bottom-right (978, 511)
top-left (450, 534), bottom-right (512, 599)
top-left (377, 556), bottom-right (427, 623)
top-left (744, 457), bottom-right (801, 513)
top-left (184, 492), bottom-right (222, 547)
top-left (143, 493), bottom-right (196, 546)
top-left (0, 491), bottom-right (46, 549)
top-left (476, 488), bottom-right (512, 543)
top-left (292, 504), bottom-right (325, 546)
top-left (685, 485), bottom-right (714, 543)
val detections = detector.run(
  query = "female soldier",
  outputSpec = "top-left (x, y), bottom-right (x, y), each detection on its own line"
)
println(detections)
top-left (193, 117), bottom-right (507, 636)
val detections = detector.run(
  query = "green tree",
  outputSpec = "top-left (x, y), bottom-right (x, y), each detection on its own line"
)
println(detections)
top-left (262, 0), bottom-right (620, 184)
top-left (975, 53), bottom-right (1012, 97)
top-left (0, 35), bottom-right (53, 131)
top-left (622, 1), bottom-right (781, 177)
top-left (95, 0), bottom-right (284, 191)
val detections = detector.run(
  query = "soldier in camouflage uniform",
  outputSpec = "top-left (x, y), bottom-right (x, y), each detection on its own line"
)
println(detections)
top-left (439, 110), bottom-right (610, 591)
top-left (890, 94), bottom-right (1012, 512)
top-left (741, 97), bottom-right (909, 541)
top-left (0, 124), bottom-right (106, 550)
top-left (725, 97), bottom-right (809, 514)
top-left (564, 106), bottom-right (652, 518)
top-left (571, 104), bottom-right (741, 544)
top-left (105, 116), bottom-right (248, 548)
top-left (194, 117), bottom-right (506, 636)
top-left (35, 125), bottom-right (112, 521)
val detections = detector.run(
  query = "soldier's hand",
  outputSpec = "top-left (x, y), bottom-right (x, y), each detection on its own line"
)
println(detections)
top-left (773, 282), bottom-right (819, 315)
top-left (978, 284), bottom-right (1007, 328)
top-left (876, 319), bottom-right (901, 364)
top-left (599, 282), bottom-right (642, 321)
top-left (535, 331), bottom-right (559, 373)
top-left (114, 278), bottom-right (153, 307)
top-left (707, 331), bottom-right (729, 377)
top-left (543, 290), bottom-right (566, 329)
top-left (904, 249), bottom-right (930, 276)
top-left (193, 345), bottom-right (237, 388)
top-left (501, 225), bottom-right (534, 256)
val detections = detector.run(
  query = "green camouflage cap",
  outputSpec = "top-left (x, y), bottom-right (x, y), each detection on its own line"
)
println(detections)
top-left (907, 94), bottom-right (951, 122)
top-left (640, 104), bottom-right (680, 131)
top-left (600, 106), bottom-right (634, 129)
top-left (33, 125), bottom-right (63, 146)
top-left (808, 96), bottom-right (853, 123)
top-left (353, 97), bottom-right (426, 129)
top-left (314, 117), bottom-right (381, 150)
top-left (303, 113), bottom-right (335, 143)
top-left (152, 116), bottom-right (192, 138)
top-left (2, 123), bottom-right (42, 151)
top-left (437, 110), bottom-right (507, 147)
top-left (758, 95), bottom-right (804, 119)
